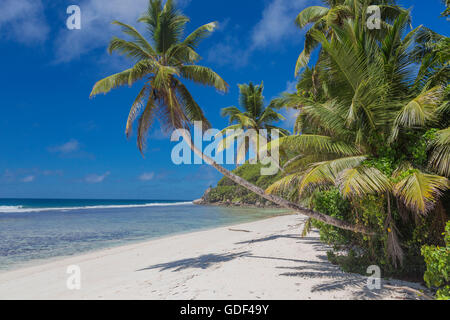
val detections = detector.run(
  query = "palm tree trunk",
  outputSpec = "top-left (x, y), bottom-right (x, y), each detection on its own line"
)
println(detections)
top-left (181, 131), bottom-right (375, 235)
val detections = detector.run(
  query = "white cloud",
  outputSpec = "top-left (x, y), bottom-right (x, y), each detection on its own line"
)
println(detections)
top-left (21, 175), bottom-right (35, 183)
top-left (139, 172), bottom-right (155, 181)
top-left (85, 172), bottom-right (111, 184)
top-left (250, 0), bottom-right (311, 49)
top-left (175, 0), bottom-right (192, 9)
top-left (285, 80), bottom-right (298, 94)
top-left (53, 0), bottom-right (191, 63)
top-left (48, 139), bottom-right (80, 154)
top-left (53, 0), bottom-right (148, 63)
top-left (42, 170), bottom-right (64, 176)
top-left (0, 0), bottom-right (49, 44)
top-left (207, 36), bottom-right (251, 68)
top-left (208, 0), bottom-right (315, 68)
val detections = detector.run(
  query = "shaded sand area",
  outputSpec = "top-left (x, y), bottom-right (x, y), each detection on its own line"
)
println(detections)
top-left (0, 214), bottom-right (428, 300)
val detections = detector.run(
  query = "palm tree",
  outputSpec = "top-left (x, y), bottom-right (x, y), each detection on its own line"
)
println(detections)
top-left (294, 0), bottom-right (407, 75)
top-left (218, 82), bottom-right (289, 164)
top-left (90, 0), bottom-right (374, 235)
top-left (90, 0), bottom-right (228, 152)
top-left (268, 13), bottom-right (449, 264)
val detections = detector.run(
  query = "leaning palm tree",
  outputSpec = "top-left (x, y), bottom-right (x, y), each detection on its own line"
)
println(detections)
top-left (218, 82), bottom-right (289, 164)
top-left (90, 0), bottom-right (227, 151)
top-left (91, 0), bottom-right (373, 235)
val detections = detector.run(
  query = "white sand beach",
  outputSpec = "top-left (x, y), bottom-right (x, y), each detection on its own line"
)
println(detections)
top-left (0, 214), bottom-right (428, 300)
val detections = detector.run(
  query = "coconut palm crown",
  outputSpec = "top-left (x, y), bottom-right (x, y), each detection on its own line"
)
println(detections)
top-left (294, 0), bottom-right (408, 75)
top-left (90, 0), bottom-right (228, 154)
top-left (218, 82), bottom-right (289, 162)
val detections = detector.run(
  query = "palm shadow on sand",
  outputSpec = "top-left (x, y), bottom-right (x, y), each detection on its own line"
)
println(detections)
top-left (137, 251), bottom-right (250, 272)
top-left (137, 233), bottom-right (423, 300)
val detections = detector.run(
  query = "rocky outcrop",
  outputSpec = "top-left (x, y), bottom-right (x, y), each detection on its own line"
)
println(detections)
top-left (194, 186), bottom-right (280, 208)
top-left (193, 187), bottom-right (212, 205)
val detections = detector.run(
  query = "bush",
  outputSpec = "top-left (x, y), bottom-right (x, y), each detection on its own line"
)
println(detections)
top-left (421, 222), bottom-right (450, 300)
top-left (310, 188), bottom-right (444, 281)
top-left (311, 188), bottom-right (354, 248)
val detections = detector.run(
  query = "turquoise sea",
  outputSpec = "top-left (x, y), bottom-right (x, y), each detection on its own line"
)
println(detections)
top-left (0, 199), bottom-right (287, 271)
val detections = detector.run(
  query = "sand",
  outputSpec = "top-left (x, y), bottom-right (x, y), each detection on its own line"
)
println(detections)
top-left (0, 214), bottom-right (429, 300)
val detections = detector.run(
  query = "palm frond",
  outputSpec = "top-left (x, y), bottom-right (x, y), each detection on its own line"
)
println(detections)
top-left (273, 135), bottom-right (360, 156)
top-left (295, 6), bottom-right (329, 28)
top-left (137, 97), bottom-right (157, 155)
top-left (266, 172), bottom-right (304, 195)
top-left (175, 79), bottom-right (211, 129)
top-left (181, 65), bottom-right (228, 92)
top-left (393, 86), bottom-right (444, 128)
top-left (301, 218), bottom-right (313, 237)
top-left (299, 156), bottom-right (368, 195)
top-left (183, 22), bottom-right (218, 49)
top-left (429, 127), bottom-right (450, 177)
top-left (108, 37), bottom-right (153, 61)
top-left (337, 166), bottom-right (392, 199)
top-left (126, 85), bottom-right (150, 138)
top-left (152, 0), bottom-right (189, 53)
top-left (111, 21), bottom-right (157, 58)
top-left (393, 170), bottom-right (449, 215)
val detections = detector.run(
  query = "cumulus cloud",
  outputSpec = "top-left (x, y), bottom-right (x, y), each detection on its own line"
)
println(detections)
top-left (54, 0), bottom-right (149, 63)
top-left (85, 172), bottom-right (111, 184)
top-left (208, 0), bottom-right (315, 68)
top-left (139, 172), bottom-right (155, 181)
top-left (54, 0), bottom-right (192, 63)
top-left (48, 139), bottom-right (80, 154)
top-left (0, 0), bottom-right (49, 44)
top-left (250, 0), bottom-right (312, 49)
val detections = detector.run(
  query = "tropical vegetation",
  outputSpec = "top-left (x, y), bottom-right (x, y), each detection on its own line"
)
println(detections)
top-left (218, 82), bottom-right (289, 164)
top-left (265, 0), bottom-right (449, 286)
top-left (92, 0), bottom-right (449, 298)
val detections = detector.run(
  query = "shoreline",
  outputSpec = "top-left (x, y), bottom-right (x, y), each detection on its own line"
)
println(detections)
top-left (0, 207), bottom-right (291, 274)
top-left (0, 214), bottom-right (428, 300)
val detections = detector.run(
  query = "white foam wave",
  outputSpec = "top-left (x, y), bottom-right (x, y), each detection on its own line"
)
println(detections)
top-left (0, 202), bottom-right (193, 213)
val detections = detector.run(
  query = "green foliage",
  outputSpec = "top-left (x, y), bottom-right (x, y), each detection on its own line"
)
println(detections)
top-left (91, 0), bottom-right (227, 155)
top-left (327, 250), bottom-right (372, 275)
top-left (311, 189), bottom-right (354, 247)
top-left (421, 221), bottom-right (450, 300)
top-left (209, 163), bottom-right (283, 205)
top-left (268, 0), bottom-right (450, 284)
top-left (409, 129), bottom-right (439, 168)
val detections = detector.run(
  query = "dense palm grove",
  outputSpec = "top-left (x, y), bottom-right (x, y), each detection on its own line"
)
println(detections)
top-left (267, 0), bottom-right (449, 297)
top-left (92, 0), bottom-right (449, 299)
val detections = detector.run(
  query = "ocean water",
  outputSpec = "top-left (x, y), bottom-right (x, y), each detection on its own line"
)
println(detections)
top-left (0, 199), bottom-right (288, 271)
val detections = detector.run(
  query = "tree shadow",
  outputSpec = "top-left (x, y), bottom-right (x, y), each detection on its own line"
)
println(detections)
top-left (137, 251), bottom-right (251, 272)
top-left (246, 254), bottom-right (410, 300)
top-left (235, 234), bottom-right (317, 245)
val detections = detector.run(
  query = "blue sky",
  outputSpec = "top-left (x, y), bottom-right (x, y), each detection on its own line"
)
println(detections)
top-left (0, 0), bottom-right (448, 200)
